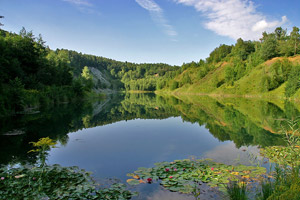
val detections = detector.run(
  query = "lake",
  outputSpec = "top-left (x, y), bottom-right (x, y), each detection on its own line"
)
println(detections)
top-left (0, 93), bottom-right (293, 199)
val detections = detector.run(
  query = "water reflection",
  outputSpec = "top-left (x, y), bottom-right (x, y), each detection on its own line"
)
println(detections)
top-left (48, 117), bottom-right (222, 180)
top-left (6, 95), bottom-right (300, 168)
top-left (2, 93), bottom-right (298, 198)
top-left (203, 143), bottom-right (261, 166)
top-left (0, 100), bottom-right (94, 165)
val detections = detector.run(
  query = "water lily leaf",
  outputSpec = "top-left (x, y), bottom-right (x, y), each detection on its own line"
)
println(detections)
top-left (139, 180), bottom-right (146, 183)
top-left (126, 173), bottom-right (135, 177)
top-left (168, 186), bottom-right (180, 192)
top-left (133, 175), bottom-right (140, 179)
top-left (129, 159), bottom-right (266, 195)
top-left (126, 179), bottom-right (140, 185)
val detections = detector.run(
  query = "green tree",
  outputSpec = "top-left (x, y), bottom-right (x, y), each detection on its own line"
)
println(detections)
top-left (72, 79), bottom-right (84, 97)
top-left (207, 44), bottom-right (232, 63)
top-left (170, 80), bottom-right (179, 90)
top-left (110, 69), bottom-right (116, 77)
top-left (231, 38), bottom-right (255, 60)
top-left (225, 66), bottom-right (235, 86)
top-left (274, 27), bottom-right (287, 40)
top-left (81, 66), bottom-right (93, 91)
top-left (260, 33), bottom-right (278, 60)
top-left (197, 65), bottom-right (209, 79)
top-left (260, 75), bottom-right (271, 92)
top-left (182, 73), bottom-right (192, 85)
top-left (156, 79), bottom-right (165, 90)
top-left (289, 26), bottom-right (300, 55)
top-left (8, 78), bottom-right (25, 112)
top-left (285, 65), bottom-right (300, 97)
top-left (81, 66), bottom-right (93, 80)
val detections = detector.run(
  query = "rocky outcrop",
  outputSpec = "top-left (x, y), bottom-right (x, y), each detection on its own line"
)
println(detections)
top-left (89, 67), bottom-right (111, 88)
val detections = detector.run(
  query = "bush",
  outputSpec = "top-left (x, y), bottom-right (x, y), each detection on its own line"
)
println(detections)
top-left (170, 80), bottom-right (179, 90)
top-left (285, 65), bottom-right (300, 97)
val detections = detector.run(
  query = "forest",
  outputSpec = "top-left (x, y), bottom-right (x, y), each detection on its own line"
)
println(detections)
top-left (1, 26), bottom-right (299, 115)
top-left (60, 26), bottom-right (300, 98)
top-left (0, 28), bottom-right (96, 115)
top-left (0, 26), bottom-right (179, 115)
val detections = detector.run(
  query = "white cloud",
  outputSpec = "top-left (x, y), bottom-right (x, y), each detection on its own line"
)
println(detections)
top-left (252, 16), bottom-right (287, 32)
top-left (135, 0), bottom-right (162, 12)
top-left (174, 0), bottom-right (288, 40)
top-left (135, 0), bottom-right (178, 38)
top-left (62, 0), bottom-right (100, 15)
top-left (63, 0), bottom-right (92, 7)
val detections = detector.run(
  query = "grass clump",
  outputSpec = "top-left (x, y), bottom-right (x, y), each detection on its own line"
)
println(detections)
top-left (258, 118), bottom-right (300, 200)
top-left (227, 181), bottom-right (248, 200)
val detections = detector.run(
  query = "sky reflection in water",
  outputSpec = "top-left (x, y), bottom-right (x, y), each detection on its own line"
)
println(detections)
top-left (48, 117), bottom-right (250, 181)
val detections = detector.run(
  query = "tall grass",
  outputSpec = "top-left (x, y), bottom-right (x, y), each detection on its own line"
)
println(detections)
top-left (257, 118), bottom-right (300, 200)
top-left (228, 118), bottom-right (300, 200)
top-left (227, 181), bottom-right (248, 200)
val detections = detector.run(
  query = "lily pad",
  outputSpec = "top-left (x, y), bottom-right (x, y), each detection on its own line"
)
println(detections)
top-left (127, 159), bottom-right (266, 195)
top-left (126, 179), bottom-right (140, 185)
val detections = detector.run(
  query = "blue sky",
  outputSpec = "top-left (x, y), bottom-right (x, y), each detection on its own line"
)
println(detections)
top-left (1, 0), bottom-right (299, 65)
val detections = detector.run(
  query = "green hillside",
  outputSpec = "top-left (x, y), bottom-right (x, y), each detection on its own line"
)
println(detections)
top-left (0, 28), bottom-right (178, 115)
top-left (171, 56), bottom-right (300, 99)
top-left (157, 26), bottom-right (300, 99)
top-left (49, 48), bottom-right (179, 91)
top-left (1, 25), bottom-right (300, 115)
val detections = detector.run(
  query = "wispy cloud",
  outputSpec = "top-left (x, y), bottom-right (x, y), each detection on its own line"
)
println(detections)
top-left (135, 0), bottom-right (177, 39)
top-left (62, 0), bottom-right (99, 14)
top-left (63, 0), bottom-right (92, 7)
top-left (174, 0), bottom-right (287, 40)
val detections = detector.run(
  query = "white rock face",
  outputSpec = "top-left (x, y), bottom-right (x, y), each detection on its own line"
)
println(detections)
top-left (89, 67), bottom-right (111, 87)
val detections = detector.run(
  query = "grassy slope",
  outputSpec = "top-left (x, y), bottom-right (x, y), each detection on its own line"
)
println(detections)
top-left (174, 62), bottom-right (227, 94)
top-left (171, 55), bottom-right (300, 99)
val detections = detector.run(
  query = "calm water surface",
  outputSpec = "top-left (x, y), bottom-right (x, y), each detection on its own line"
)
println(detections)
top-left (49, 117), bottom-right (232, 180)
top-left (1, 93), bottom-right (292, 199)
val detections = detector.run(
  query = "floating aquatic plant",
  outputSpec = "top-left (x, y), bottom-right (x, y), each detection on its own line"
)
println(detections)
top-left (127, 159), bottom-right (266, 194)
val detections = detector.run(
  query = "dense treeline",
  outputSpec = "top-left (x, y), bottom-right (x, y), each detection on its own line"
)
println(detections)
top-left (50, 49), bottom-right (180, 91)
top-left (1, 25), bottom-right (300, 115)
top-left (157, 26), bottom-right (300, 98)
top-left (0, 28), bottom-right (91, 115)
top-left (0, 26), bottom-right (180, 115)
